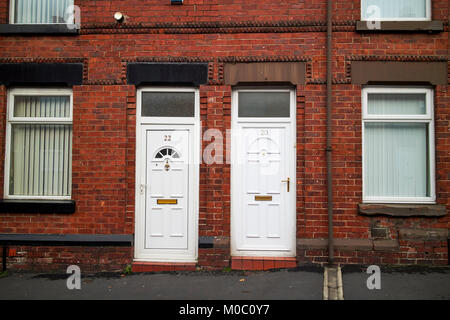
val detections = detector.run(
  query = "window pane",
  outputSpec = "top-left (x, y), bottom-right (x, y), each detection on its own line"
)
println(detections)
top-left (142, 92), bottom-right (195, 117)
top-left (238, 92), bottom-right (290, 117)
top-left (367, 93), bottom-right (426, 115)
top-left (14, 96), bottom-right (70, 118)
top-left (9, 124), bottom-right (72, 196)
top-left (13, 0), bottom-right (73, 24)
top-left (364, 122), bottom-right (429, 198)
top-left (361, 0), bottom-right (427, 19)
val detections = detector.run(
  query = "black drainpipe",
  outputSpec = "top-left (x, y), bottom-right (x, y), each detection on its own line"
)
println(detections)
top-left (326, 0), bottom-right (334, 265)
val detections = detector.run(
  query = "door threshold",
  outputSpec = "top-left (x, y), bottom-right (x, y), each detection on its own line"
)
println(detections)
top-left (231, 256), bottom-right (297, 271)
top-left (132, 261), bottom-right (197, 272)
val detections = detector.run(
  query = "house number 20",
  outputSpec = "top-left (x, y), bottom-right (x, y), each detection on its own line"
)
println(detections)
top-left (164, 135), bottom-right (172, 142)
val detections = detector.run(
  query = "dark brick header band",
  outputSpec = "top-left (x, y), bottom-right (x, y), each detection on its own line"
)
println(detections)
top-left (0, 200), bottom-right (76, 214)
top-left (0, 63), bottom-right (83, 86)
top-left (127, 62), bottom-right (209, 86)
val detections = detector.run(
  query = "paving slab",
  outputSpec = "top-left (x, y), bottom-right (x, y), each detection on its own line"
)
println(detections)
top-left (341, 265), bottom-right (450, 300)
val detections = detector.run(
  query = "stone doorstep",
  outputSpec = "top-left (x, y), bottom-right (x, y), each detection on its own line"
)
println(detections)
top-left (231, 256), bottom-right (297, 271)
top-left (131, 261), bottom-right (197, 273)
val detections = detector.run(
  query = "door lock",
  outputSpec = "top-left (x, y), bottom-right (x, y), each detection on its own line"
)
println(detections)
top-left (139, 184), bottom-right (146, 195)
top-left (281, 177), bottom-right (290, 192)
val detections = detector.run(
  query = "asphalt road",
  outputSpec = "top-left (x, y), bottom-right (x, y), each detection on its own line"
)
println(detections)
top-left (0, 268), bottom-right (323, 300)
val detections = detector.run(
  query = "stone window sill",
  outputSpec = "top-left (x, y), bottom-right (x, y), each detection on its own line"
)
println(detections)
top-left (0, 24), bottom-right (79, 35)
top-left (356, 21), bottom-right (443, 33)
top-left (358, 203), bottom-right (446, 217)
top-left (0, 199), bottom-right (76, 214)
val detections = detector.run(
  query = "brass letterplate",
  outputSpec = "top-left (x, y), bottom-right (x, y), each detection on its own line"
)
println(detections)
top-left (254, 195), bottom-right (272, 201)
top-left (157, 199), bottom-right (178, 205)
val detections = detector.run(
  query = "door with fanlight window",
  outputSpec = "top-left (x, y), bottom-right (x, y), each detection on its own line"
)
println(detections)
top-left (135, 88), bottom-right (199, 262)
top-left (145, 130), bottom-right (189, 250)
top-left (231, 89), bottom-right (296, 257)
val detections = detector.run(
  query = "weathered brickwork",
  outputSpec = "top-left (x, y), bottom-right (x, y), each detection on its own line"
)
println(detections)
top-left (0, 0), bottom-right (448, 271)
top-left (4, 246), bottom-right (132, 273)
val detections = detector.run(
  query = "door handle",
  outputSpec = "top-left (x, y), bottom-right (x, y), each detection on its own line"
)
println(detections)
top-left (281, 178), bottom-right (290, 192)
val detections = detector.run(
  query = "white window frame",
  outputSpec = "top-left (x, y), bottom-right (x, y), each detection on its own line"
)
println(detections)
top-left (362, 87), bottom-right (435, 204)
top-left (4, 88), bottom-right (73, 200)
top-left (137, 87), bottom-right (200, 126)
top-left (360, 0), bottom-right (432, 22)
top-left (9, 0), bottom-right (73, 24)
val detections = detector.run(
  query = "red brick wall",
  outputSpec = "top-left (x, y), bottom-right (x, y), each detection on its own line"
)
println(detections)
top-left (0, 0), bottom-right (448, 271)
top-left (3, 246), bottom-right (132, 273)
top-left (0, 0), bottom-right (449, 25)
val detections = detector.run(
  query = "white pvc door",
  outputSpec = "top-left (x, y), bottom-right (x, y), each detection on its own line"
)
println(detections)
top-left (145, 129), bottom-right (189, 250)
top-left (232, 89), bottom-right (296, 257)
top-left (135, 88), bottom-right (199, 263)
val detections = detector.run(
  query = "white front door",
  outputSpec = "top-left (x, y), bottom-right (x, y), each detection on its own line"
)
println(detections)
top-left (135, 88), bottom-right (199, 262)
top-left (146, 129), bottom-right (189, 250)
top-left (231, 89), bottom-right (296, 257)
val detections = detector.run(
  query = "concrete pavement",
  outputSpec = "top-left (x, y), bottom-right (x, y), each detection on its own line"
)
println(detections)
top-left (341, 265), bottom-right (450, 300)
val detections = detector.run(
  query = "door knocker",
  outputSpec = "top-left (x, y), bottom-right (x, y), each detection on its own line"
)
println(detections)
top-left (164, 159), bottom-right (170, 171)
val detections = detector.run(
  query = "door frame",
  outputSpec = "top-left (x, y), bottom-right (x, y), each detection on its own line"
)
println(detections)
top-left (230, 87), bottom-right (297, 257)
top-left (134, 87), bottom-right (200, 262)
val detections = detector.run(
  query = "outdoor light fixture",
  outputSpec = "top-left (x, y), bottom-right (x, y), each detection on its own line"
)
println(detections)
top-left (114, 12), bottom-right (124, 23)
top-left (171, 0), bottom-right (183, 5)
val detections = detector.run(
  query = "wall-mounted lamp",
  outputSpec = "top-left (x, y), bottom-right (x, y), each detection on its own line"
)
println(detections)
top-left (171, 0), bottom-right (183, 5)
top-left (114, 12), bottom-right (124, 23)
